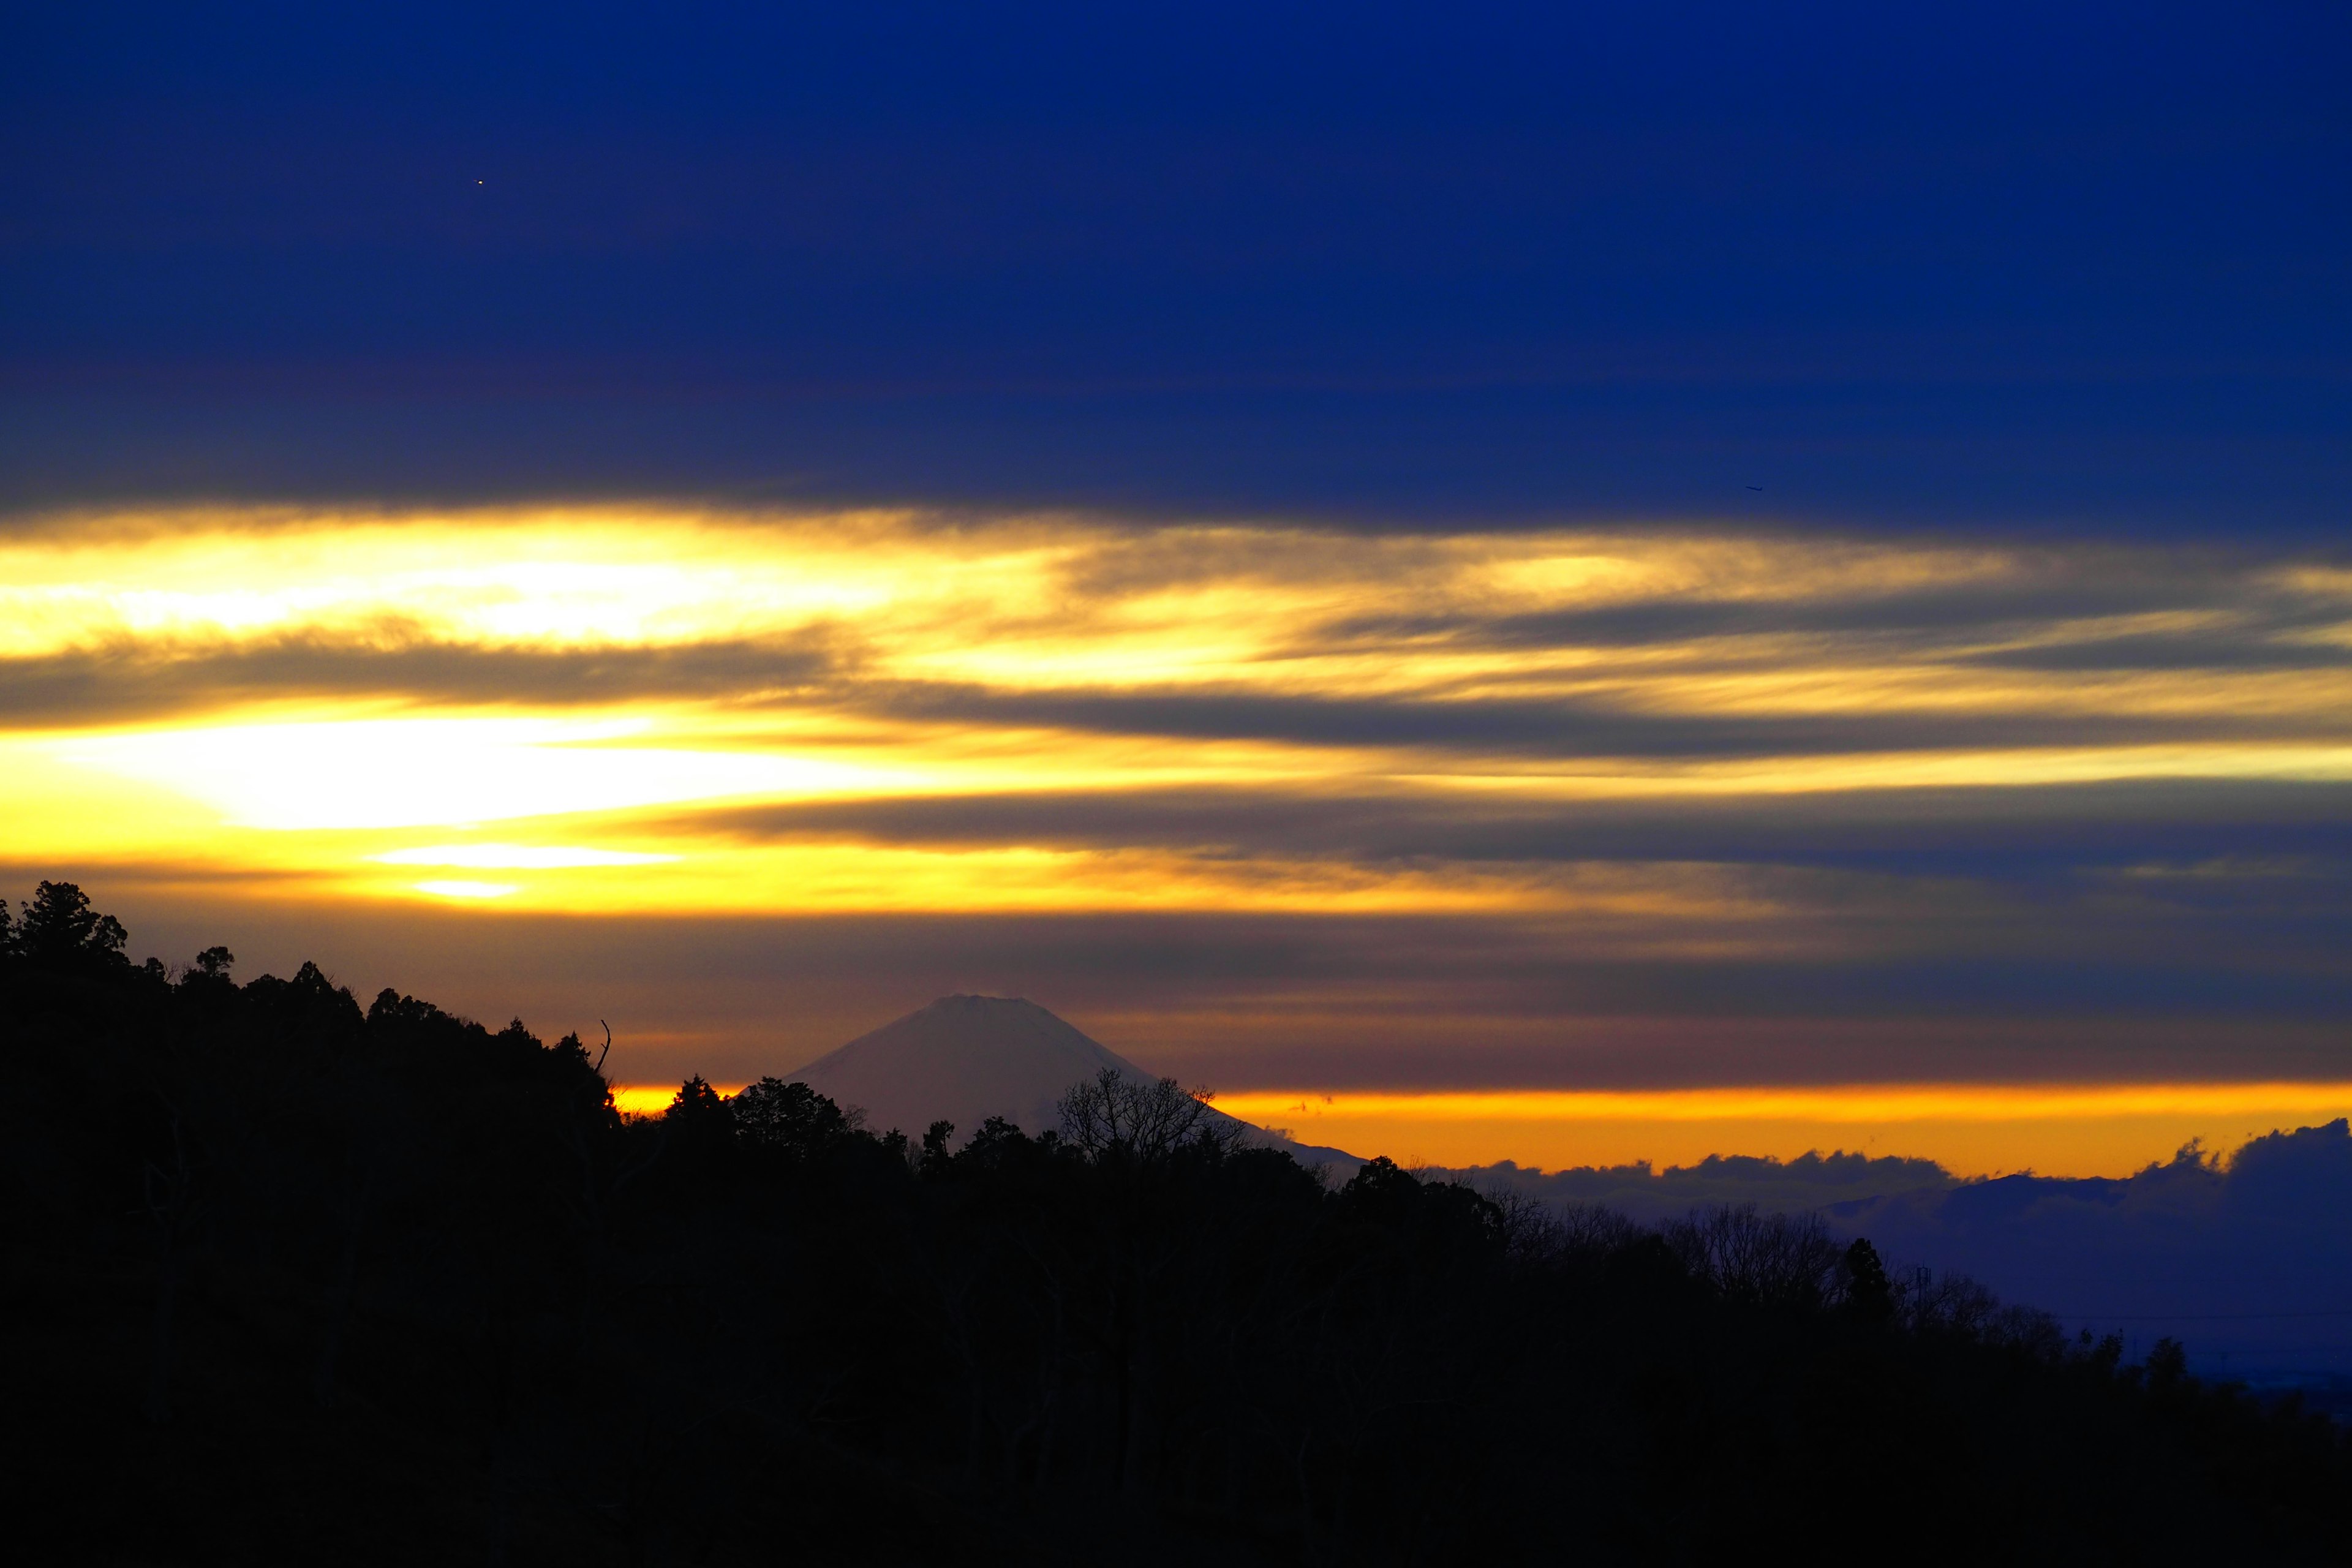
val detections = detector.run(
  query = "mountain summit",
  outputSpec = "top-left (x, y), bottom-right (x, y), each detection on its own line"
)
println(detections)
top-left (786, 995), bottom-right (1357, 1166)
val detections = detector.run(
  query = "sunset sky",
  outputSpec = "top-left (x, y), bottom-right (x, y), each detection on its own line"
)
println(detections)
top-left (7, 3), bottom-right (2350, 1174)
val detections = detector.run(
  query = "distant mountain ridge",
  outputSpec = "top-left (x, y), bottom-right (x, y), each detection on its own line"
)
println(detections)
top-left (786, 995), bottom-right (1359, 1167)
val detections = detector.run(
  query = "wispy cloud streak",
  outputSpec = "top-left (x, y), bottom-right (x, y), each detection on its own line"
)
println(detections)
top-left (5, 508), bottom-right (2350, 1128)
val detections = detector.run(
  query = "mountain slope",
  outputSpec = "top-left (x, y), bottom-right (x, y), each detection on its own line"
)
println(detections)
top-left (786, 995), bottom-right (1359, 1166)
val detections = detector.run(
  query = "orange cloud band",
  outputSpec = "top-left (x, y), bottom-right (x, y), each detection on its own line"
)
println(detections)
top-left (1213, 1082), bottom-right (2352, 1125)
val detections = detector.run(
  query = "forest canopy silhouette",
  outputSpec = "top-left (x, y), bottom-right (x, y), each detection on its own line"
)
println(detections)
top-left (6, 882), bottom-right (2351, 1565)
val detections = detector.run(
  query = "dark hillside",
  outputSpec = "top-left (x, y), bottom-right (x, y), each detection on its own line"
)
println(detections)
top-left (3, 881), bottom-right (2348, 1566)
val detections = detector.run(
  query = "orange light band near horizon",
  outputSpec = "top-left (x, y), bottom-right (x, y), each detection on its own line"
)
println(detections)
top-left (1215, 1084), bottom-right (2352, 1178)
top-left (603, 1080), bottom-right (2352, 1179)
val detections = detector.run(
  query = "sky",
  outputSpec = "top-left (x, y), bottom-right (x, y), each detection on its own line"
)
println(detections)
top-left (7, 2), bottom-right (2351, 1176)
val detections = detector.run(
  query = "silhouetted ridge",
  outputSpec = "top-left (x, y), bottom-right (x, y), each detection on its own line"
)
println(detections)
top-left (7, 881), bottom-right (2351, 1564)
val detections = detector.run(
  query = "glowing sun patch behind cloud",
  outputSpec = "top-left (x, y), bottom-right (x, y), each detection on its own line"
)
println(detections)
top-left (51, 716), bottom-right (904, 830)
top-left (412, 880), bottom-right (520, 900)
top-left (371, 844), bottom-right (680, 869)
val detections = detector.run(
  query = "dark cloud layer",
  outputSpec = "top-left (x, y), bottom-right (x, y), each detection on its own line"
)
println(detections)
top-left (6, 3), bottom-right (2347, 525)
top-left (687, 778), bottom-right (2352, 873)
top-left (0, 631), bottom-right (835, 725)
top-left (1829, 1124), bottom-right (2352, 1377)
top-left (24, 881), bottom-right (2350, 1096)
top-left (865, 681), bottom-right (2331, 757)
top-left (9, 381), bottom-right (2349, 530)
top-left (1385, 583), bottom-right (2352, 669)
top-left (1473, 1122), bottom-right (2352, 1375)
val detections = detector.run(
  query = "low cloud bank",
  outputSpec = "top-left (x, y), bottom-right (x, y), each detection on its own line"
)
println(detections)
top-left (1461, 1150), bottom-right (1956, 1224)
top-left (1464, 1120), bottom-right (2352, 1380)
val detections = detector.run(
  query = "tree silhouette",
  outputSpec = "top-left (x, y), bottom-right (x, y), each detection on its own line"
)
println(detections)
top-left (7, 878), bottom-right (2350, 1566)
top-left (1842, 1236), bottom-right (1895, 1322)
top-left (15, 880), bottom-right (130, 970)
top-left (729, 1076), bottom-right (864, 1158)
top-left (661, 1076), bottom-right (734, 1156)
top-left (1055, 1068), bottom-right (1232, 1159)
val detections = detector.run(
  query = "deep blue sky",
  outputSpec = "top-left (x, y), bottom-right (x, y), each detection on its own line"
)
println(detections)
top-left (7, 1), bottom-right (2348, 526)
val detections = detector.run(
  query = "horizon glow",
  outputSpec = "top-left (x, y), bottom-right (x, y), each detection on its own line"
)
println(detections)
top-left (6, 507), bottom-right (2352, 1177)
top-left (595, 1080), bottom-right (2352, 1179)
